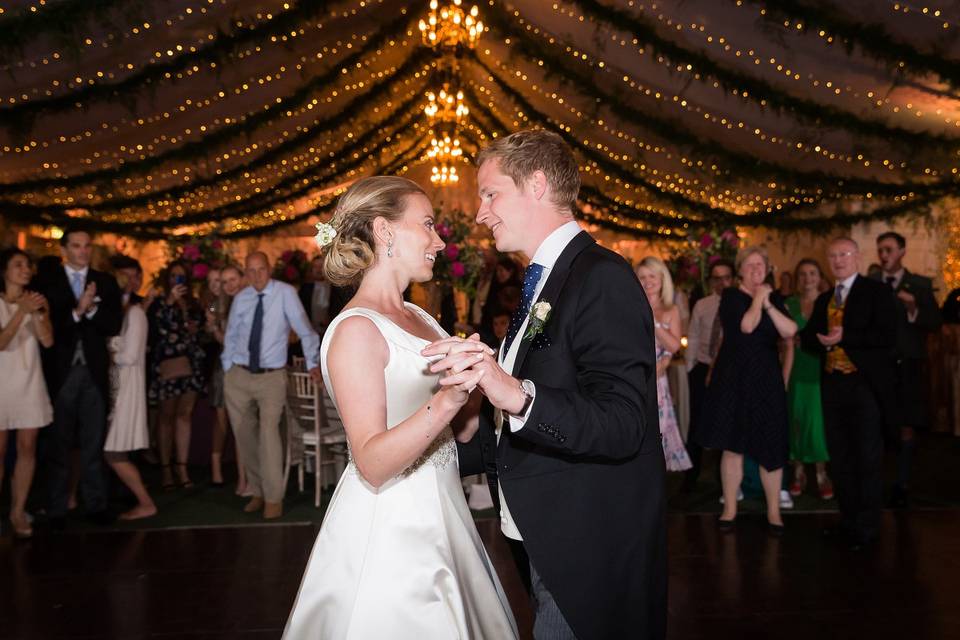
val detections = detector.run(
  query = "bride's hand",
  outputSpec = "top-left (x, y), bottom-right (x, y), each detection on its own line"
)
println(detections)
top-left (437, 368), bottom-right (486, 408)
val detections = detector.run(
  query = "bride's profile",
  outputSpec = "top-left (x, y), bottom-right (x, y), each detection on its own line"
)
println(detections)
top-left (283, 176), bottom-right (518, 639)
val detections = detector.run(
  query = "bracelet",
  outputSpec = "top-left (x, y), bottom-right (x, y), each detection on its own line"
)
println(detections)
top-left (426, 403), bottom-right (433, 438)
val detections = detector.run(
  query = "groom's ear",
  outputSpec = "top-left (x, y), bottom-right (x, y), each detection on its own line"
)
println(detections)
top-left (528, 170), bottom-right (548, 202)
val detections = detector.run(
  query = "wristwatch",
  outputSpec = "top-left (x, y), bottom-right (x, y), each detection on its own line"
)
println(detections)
top-left (510, 379), bottom-right (536, 417)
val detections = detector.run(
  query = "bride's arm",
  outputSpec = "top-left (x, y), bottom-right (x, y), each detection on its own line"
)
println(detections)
top-left (328, 316), bottom-right (478, 488)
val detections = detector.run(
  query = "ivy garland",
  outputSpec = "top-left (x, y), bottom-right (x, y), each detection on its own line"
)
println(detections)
top-left (739, 0), bottom-right (960, 92)
top-left (0, 0), bottom-right (424, 137)
top-left (496, 0), bottom-right (960, 152)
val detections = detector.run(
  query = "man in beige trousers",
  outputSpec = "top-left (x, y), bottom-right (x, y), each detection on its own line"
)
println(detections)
top-left (222, 252), bottom-right (321, 519)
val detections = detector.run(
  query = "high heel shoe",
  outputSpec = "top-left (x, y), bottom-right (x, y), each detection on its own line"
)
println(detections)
top-left (161, 464), bottom-right (177, 491)
top-left (10, 513), bottom-right (33, 539)
top-left (175, 463), bottom-right (194, 489)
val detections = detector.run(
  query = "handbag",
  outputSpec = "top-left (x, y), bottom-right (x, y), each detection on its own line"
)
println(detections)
top-left (158, 355), bottom-right (193, 381)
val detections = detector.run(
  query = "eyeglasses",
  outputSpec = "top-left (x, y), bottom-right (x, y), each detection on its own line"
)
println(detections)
top-left (827, 251), bottom-right (856, 259)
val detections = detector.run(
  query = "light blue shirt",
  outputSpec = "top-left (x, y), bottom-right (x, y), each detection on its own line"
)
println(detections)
top-left (222, 279), bottom-right (320, 371)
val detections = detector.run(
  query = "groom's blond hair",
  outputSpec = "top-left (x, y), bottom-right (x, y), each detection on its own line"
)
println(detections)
top-left (477, 130), bottom-right (580, 214)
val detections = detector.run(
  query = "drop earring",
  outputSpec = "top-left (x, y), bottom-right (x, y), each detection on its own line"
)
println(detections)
top-left (387, 238), bottom-right (394, 258)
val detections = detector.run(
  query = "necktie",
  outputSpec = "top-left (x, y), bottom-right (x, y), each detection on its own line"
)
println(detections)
top-left (885, 276), bottom-right (896, 290)
top-left (503, 263), bottom-right (544, 354)
top-left (834, 283), bottom-right (845, 307)
top-left (71, 271), bottom-right (84, 301)
top-left (248, 293), bottom-right (265, 372)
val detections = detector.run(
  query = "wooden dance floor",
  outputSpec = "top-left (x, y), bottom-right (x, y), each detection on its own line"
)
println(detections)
top-left (2, 511), bottom-right (958, 639)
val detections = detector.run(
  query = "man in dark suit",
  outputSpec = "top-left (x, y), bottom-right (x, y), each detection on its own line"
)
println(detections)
top-left (427, 130), bottom-right (665, 639)
top-left (39, 226), bottom-right (123, 528)
top-left (801, 237), bottom-right (897, 550)
top-left (874, 231), bottom-right (941, 507)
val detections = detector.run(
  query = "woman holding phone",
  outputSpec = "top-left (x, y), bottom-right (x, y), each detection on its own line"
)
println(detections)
top-left (148, 261), bottom-right (206, 490)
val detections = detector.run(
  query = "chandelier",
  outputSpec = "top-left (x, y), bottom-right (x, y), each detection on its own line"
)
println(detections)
top-left (423, 88), bottom-right (469, 124)
top-left (428, 135), bottom-right (463, 162)
top-left (430, 164), bottom-right (460, 185)
top-left (419, 0), bottom-right (484, 50)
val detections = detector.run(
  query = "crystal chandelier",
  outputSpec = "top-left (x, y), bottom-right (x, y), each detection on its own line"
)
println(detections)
top-left (419, 0), bottom-right (484, 50)
top-left (430, 164), bottom-right (460, 185)
top-left (423, 88), bottom-right (468, 124)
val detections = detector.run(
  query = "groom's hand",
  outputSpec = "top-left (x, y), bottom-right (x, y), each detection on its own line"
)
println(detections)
top-left (422, 336), bottom-right (525, 414)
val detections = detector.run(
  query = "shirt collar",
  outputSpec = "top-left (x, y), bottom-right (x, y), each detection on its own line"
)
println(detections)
top-left (530, 220), bottom-right (582, 270)
top-left (839, 272), bottom-right (858, 290)
top-left (64, 264), bottom-right (89, 279)
top-left (884, 268), bottom-right (905, 284)
top-left (251, 279), bottom-right (276, 297)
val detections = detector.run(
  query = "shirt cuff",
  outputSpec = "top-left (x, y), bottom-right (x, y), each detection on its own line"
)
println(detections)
top-left (85, 305), bottom-right (98, 319)
top-left (72, 310), bottom-right (81, 322)
top-left (507, 383), bottom-right (535, 432)
top-left (907, 308), bottom-right (919, 323)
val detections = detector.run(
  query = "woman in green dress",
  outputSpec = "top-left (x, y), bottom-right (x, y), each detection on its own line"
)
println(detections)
top-left (785, 259), bottom-right (834, 500)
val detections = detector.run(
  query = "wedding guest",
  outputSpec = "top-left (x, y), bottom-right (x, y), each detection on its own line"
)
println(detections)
top-left (104, 257), bottom-right (156, 520)
top-left (299, 256), bottom-right (332, 334)
top-left (874, 231), bottom-right (941, 507)
top-left (801, 238), bottom-right (897, 550)
top-left (206, 263), bottom-right (248, 493)
top-left (637, 257), bottom-right (692, 472)
top-left (683, 258), bottom-right (734, 488)
top-left (778, 271), bottom-right (794, 298)
top-left (148, 260), bottom-right (206, 490)
top-left (222, 252), bottom-right (319, 519)
top-left (479, 255), bottom-right (521, 333)
top-left (784, 259), bottom-right (832, 499)
top-left (39, 226), bottom-right (123, 529)
top-left (695, 246), bottom-right (796, 534)
top-left (0, 248), bottom-right (54, 538)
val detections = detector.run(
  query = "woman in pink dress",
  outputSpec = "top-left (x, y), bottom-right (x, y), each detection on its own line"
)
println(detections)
top-left (636, 257), bottom-right (692, 472)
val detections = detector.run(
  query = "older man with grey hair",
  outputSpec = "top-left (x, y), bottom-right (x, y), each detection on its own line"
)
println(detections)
top-left (223, 252), bottom-right (320, 519)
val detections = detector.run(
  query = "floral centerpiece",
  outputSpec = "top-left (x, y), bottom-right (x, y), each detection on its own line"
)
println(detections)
top-left (273, 249), bottom-right (311, 284)
top-left (166, 236), bottom-right (232, 283)
top-left (432, 208), bottom-right (485, 298)
top-left (669, 228), bottom-right (740, 295)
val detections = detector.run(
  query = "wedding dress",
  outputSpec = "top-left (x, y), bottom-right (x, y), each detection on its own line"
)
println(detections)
top-left (283, 303), bottom-right (518, 640)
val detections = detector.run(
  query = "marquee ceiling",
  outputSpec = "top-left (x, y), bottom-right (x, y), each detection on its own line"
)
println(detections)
top-left (0, 0), bottom-right (958, 239)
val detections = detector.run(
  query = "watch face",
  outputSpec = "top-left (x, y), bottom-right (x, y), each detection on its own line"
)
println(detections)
top-left (521, 379), bottom-right (535, 396)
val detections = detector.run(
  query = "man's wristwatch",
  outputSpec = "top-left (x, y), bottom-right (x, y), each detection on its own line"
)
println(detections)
top-left (510, 379), bottom-right (536, 417)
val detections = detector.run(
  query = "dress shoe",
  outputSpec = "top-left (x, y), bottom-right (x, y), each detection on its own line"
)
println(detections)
top-left (263, 501), bottom-right (283, 520)
top-left (243, 496), bottom-right (265, 513)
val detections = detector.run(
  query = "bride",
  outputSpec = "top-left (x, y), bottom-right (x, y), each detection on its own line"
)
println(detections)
top-left (283, 176), bottom-right (519, 639)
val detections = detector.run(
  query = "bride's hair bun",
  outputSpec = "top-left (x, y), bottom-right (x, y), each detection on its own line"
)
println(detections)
top-left (322, 176), bottom-right (427, 287)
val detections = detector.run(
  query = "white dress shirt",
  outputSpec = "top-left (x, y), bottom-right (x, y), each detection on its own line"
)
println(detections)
top-left (836, 272), bottom-right (858, 305)
top-left (496, 219), bottom-right (582, 540)
top-left (222, 279), bottom-right (320, 371)
top-left (685, 292), bottom-right (721, 371)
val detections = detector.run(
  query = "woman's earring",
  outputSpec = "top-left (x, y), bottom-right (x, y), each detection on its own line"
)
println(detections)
top-left (387, 238), bottom-right (394, 258)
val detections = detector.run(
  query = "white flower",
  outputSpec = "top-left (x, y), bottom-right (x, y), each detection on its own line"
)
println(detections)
top-left (532, 301), bottom-right (551, 322)
top-left (314, 221), bottom-right (337, 248)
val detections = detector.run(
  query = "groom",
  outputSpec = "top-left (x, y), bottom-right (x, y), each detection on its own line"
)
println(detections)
top-left (425, 130), bottom-right (666, 639)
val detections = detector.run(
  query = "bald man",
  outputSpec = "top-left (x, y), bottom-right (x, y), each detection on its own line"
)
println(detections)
top-left (222, 252), bottom-right (320, 519)
top-left (800, 238), bottom-right (897, 551)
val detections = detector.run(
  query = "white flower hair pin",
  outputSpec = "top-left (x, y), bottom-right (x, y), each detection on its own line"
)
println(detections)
top-left (524, 301), bottom-right (552, 340)
top-left (314, 221), bottom-right (337, 248)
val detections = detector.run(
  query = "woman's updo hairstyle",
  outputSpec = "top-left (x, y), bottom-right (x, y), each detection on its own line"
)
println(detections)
top-left (323, 176), bottom-right (427, 287)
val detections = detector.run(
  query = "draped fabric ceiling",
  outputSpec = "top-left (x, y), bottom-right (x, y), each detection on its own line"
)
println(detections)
top-left (1, 0), bottom-right (959, 241)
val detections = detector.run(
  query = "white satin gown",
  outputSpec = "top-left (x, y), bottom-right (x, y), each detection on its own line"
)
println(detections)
top-left (283, 304), bottom-right (518, 640)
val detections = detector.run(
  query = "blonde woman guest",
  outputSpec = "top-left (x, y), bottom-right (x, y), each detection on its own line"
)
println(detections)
top-left (636, 257), bottom-right (692, 472)
top-left (104, 256), bottom-right (156, 520)
top-left (695, 246), bottom-right (797, 534)
top-left (0, 248), bottom-right (53, 538)
top-left (785, 259), bottom-right (832, 499)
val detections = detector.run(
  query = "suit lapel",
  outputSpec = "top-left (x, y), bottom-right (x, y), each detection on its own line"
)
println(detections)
top-left (511, 231), bottom-right (594, 377)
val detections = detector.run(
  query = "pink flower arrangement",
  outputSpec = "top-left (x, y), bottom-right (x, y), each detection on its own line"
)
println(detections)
top-left (192, 263), bottom-right (210, 280)
top-left (436, 223), bottom-right (452, 240)
top-left (450, 261), bottom-right (466, 278)
top-left (430, 209), bottom-right (484, 297)
top-left (164, 236), bottom-right (231, 294)
top-left (669, 227), bottom-right (739, 295)
top-left (182, 244), bottom-right (201, 261)
top-left (445, 244), bottom-right (460, 260)
top-left (699, 233), bottom-right (714, 249)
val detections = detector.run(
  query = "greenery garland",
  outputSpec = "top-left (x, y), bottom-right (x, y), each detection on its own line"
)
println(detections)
top-left (0, 0), bottom-right (424, 137)
top-left (0, 27), bottom-right (430, 196)
top-left (515, 0), bottom-right (960, 152)
top-left (469, 25), bottom-right (956, 201)
top-left (739, 0), bottom-right (960, 92)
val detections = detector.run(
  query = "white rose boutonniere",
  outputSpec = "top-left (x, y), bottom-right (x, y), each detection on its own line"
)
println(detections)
top-left (524, 301), bottom-right (552, 340)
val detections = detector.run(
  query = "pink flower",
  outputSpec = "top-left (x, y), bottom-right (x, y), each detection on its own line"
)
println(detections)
top-left (182, 244), bottom-right (200, 261)
top-left (445, 244), bottom-right (460, 260)
top-left (708, 255), bottom-right (722, 265)
top-left (192, 262), bottom-right (210, 279)
top-left (686, 264), bottom-right (700, 278)
top-left (721, 230), bottom-right (739, 248)
top-left (284, 265), bottom-right (299, 281)
top-left (436, 223), bottom-right (452, 239)
top-left (451, 261), bottom-right (466, 278)
top-left (699, 233), bottom-right (714, 249)
top-left (211, 239), bottom-right (223, 250)
top-left (281, 250), bottom-right (294, 261)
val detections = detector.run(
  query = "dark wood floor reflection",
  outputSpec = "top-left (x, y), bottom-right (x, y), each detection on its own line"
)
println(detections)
top-left (3, 511), bottom-right (959, 639)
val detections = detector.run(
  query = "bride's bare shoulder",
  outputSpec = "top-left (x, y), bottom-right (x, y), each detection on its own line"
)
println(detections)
top-left (327, 314), bottom-right (389, 365)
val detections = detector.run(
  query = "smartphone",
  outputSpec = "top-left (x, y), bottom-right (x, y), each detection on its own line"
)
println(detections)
top-left (174, 275), bottom-right (186, 286)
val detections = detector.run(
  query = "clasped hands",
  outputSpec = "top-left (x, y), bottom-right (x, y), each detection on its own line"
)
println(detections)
top-left (422, 334), bottom-right (526, 415)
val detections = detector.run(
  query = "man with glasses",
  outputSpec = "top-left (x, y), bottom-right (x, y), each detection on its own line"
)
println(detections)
top-left (801, 238), bottom-right (897, 551)
top-left (873, 231), bottom-right (940, 508)
top-left (683, 259), bottom-right (735, 490)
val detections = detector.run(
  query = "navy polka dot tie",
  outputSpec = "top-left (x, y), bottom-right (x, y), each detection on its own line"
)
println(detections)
top-left (503, 262), bottom-right (544, 353)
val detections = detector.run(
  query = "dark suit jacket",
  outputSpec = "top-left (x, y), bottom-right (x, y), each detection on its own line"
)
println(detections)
top-left (801, 274), bottom-right (898, 432)
top-left (39, 267), bottom-right (123, 397)
top-left (870, 269), bottom-right (940, 361)
top-left (459, 231), bottom-right (666, 640)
